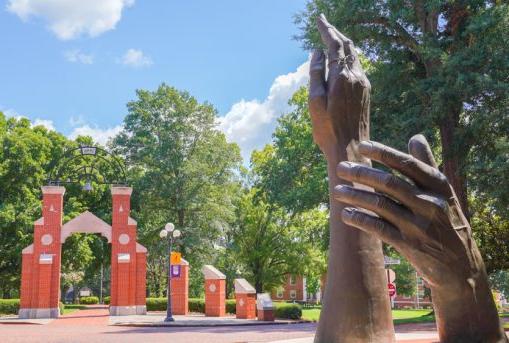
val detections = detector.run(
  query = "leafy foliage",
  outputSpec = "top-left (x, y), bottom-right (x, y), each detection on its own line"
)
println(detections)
top-left (111, 84), bottom-right (242, 296)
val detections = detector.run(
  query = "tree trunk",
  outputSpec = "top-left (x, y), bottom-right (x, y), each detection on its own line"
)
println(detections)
top-left (439, 108), bottom-right (469, 220)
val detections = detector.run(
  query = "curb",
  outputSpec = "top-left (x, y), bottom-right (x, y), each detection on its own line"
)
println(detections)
top-left (111, 319), bottom-right (312, 328)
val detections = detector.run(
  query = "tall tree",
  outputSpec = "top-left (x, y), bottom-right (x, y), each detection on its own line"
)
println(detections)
top-left (231, 190), bottom-right (323, 292)
top-left (296, 1), bottom-right (509, 219)
top-left (111, 84), bottom-right (242, 296)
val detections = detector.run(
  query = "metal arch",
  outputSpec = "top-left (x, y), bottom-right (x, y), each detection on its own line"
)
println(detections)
top-left (47, 145), bottom-right (128, 186)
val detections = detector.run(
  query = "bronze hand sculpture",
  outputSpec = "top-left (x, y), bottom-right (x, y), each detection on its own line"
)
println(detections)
top-left (335, 135), bottom-right (508, 343)
top-left (310, 14), bottom-right (395, 342)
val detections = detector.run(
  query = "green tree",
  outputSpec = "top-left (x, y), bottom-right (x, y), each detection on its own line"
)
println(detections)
top-left (252, 87), bottom-right (328, 213)
top-left (111, 84), bottom-right (242, 296)
top-left (0, 113), bottom-right (115, 298)
top-left (231, 190), bottom-right (325, 293)
top-left (296, 1), bottom-right (509, 221)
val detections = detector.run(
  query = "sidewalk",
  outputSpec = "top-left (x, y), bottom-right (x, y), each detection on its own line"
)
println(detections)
top-left (110, 312), bottom-right (307, 327)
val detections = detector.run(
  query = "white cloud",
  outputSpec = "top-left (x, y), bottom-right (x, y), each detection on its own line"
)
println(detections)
top-left (64, 49), bottom-right (94, 64)
top-left (120, 49), bottom-right (153, 68)
top-left (7, 0), bottom-right (134, 40)
top-left (33, 119), bottom-right (55, 131)
top-left (218, 60), bottom-right (310, 163)
top-left (1, 106), bottom-right (55, 130)
top-left (69, 124), bottom-right (122, 146)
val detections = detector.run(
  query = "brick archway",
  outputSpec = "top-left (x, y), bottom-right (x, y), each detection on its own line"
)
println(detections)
top-left (19, 186), bottom-right (147, 319)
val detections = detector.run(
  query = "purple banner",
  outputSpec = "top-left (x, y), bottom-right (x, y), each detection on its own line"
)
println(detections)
top-left (171, 265), bottom-right (181, 278)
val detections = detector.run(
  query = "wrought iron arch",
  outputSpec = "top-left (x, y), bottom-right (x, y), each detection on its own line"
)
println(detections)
top-left (47, 145), bottom-right (128, 187)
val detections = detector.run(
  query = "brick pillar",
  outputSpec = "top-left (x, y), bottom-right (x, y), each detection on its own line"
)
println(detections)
top-left (171, 258), bottom-right (189, 315)
top-left (202, 265), bottom-right (226, 317)
top-left (19, 186), bottom-right (65, 319)
top-left (234, 278), bottom-right (256, 319)
top-left (135, 242), bottom-right (147, 314)
top-left (110, 186), bottom-right (141, 316)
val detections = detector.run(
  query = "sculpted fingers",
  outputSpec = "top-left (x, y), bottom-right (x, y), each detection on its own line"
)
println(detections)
top-left (359, 140), bottom-right (452, 197)
top-left (408, 134), bottom-right (438, 168)
top-left (309, 50), bottom-right (327, 102)
top-left (317, 14), bottom-right (345, 65)
top-left (341, 207), bottom-right (404, 249)
top-left (336, 161), bottom-right (436, 215)
top-left (334, 185), bottom-right (414, 228)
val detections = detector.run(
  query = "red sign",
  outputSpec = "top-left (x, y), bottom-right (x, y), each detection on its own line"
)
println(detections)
top-left (388, 283), bottom-right (396, 297)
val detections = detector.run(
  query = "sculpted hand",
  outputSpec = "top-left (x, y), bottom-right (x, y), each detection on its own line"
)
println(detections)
top-left (309, 14), bottom-right (371, 159)
top-left (335, 134), bottom-right (507, 343)
top-left (310, 15), bottom-right (395, 343)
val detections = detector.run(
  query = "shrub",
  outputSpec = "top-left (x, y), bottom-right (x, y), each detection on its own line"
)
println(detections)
top-left (80, 296), bottom-right (99, 304)
top-left (59, 302), bottom-right (64, 315)
top-left (226, 299), bottom-right (236, 314)
top-left (0, 299), bottom-right (20, 315)
top-left (146, 298), bottom-right (167, 311)
top-left (274, 302), bottom-right (302, 320)
top-left (189, 298), bottom-right (205, 313)
top-left (103, 296), bottom-right (110, 305)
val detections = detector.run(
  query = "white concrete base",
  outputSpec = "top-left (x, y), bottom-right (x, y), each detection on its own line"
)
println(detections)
top-left (109, 305), bottom-right (147, 316)
top-left (18, 307), bottom-right (59, 319)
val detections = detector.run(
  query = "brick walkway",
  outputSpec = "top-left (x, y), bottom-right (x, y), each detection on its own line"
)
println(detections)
top-left (0, 306), bottom-right (445, 343)
top-left (50, 305), bottom-right (109, 327)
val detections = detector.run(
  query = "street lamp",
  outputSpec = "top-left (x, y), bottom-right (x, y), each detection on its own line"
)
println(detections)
top-left (160, 223), bottom-right (181, 322)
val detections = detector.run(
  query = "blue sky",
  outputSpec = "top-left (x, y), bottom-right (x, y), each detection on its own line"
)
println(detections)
top-left (0, 0), bottom-right (310, 162)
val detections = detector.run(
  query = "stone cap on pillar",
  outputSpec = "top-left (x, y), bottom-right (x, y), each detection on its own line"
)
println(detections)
top-left (41, 186), bottom-right (66, 195)
top-left (22, 244), bottom-right (34, 254)
top-left (202, 265), bottom-right (226, 280)
top-left (234, 278), bottom-right (256, 294)
top-left (111, 186), bottom-right (133, 195)
top-left (136, 243), bottom-right (147, 253)
top-left (256, 293), bottom-right (274, 310)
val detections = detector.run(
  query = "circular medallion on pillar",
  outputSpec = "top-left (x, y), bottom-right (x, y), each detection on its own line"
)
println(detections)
top-left (118, 233), bottom-right (130, 245)
top-left (209, 283), bottom-right (216, 293)
top-left (41, 234), bottom-right (53, 246)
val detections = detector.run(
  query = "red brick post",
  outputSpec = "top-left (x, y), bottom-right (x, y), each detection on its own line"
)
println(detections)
top-left (19, 186), bottom-right (65, 319)
top-left (170, 258), bottom-right (189, 315)
top-left (202, 265), bottom-right (226, 317)
top-left (234, 279), bottom-right (256, 319)
top-left (110, 187), bottom-right (147, 315)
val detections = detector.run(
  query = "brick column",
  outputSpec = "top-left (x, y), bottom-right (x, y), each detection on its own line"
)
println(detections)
top-left (19, 186), bottom-right (65, 319)
top-left (135, 242), bottom-right (147, 314)
top-left (171, 258), bottom-right (189, 315)
top-left (110, 186), bottom-right (139, 316)
top-left (234, 279), bottom-right (256, 319)
top-left (202, 265), bottom-right (226, 317)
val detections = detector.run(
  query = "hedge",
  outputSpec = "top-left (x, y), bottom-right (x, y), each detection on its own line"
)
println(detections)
top-left (0, 299), bottom-right (20, 315)
top-left (103, 296), bottom-right (110, 305)
top-left (274, 302), bottom-right (302, 320)
top-left (0, 300), bottom-right (66, 315)
top-left (80, 296), bottom-right (99, 304)
top-left (189, 298), bottom-right (205, 313)
top-left (145, 298), bottom-right (236, 314)
top-left (226, 299), bottom-right (236, 314)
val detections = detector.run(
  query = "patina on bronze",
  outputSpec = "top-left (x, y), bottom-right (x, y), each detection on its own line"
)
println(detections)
top-left (335, 135), bottom-right (508, 343)
top-left (309, 14), bottom-right (395, 343)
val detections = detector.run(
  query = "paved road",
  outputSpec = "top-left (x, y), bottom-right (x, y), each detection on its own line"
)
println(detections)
top-left (0, 306), bottom-right (441, 343)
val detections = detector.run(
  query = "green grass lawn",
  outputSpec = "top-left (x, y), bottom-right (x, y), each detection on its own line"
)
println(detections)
top-left (301, 308), bottom-right (434, 324)
top-left (62, 304), bottom-right (86, 315)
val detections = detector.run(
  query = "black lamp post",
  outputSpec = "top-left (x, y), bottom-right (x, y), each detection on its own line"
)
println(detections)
top-left (160, 223), bottom-right (181, 322)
